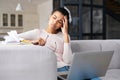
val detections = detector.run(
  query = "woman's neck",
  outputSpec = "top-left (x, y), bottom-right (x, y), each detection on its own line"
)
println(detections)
top-left (45, 27), bottom-right (58, 34)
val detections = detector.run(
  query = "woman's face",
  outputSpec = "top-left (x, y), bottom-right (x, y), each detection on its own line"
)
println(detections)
top-left (48, 11), bottom-right (64, 31)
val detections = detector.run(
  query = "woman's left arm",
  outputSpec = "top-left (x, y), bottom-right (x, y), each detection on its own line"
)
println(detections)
top-left (62, 35), bottom-right (73, 64)
top-left (61, 16), bottom-right (72, 64)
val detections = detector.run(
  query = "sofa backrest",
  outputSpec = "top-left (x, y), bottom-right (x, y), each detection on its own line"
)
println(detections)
top-left (0, 45), bottom-right (57, 80)
top-left (71, 40), bottom-right (102, 53)
top-left (100, 40), bottom-right (120, 69)
top-left (71, 40), bottom-right (120, 69)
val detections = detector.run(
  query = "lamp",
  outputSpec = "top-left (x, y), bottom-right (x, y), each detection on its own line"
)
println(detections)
top-left (16, 3), bottom-right (23, 11)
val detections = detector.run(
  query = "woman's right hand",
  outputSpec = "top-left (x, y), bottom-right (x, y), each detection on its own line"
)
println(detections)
top-left (32, 38), bottom-right (46, 46)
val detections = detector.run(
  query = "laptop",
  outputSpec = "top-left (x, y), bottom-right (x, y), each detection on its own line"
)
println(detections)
top-left (58, 51), bottom-right (114, 80)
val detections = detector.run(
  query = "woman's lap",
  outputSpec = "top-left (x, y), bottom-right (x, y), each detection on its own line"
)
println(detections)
top-left (57, 66), bottom-right (70, 72)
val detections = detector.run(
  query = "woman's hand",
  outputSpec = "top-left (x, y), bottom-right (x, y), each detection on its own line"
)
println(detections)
top-left (61, 16), bottom-right (69, 43)
top-left (61, 16), bottom-right (68, 35)
top-left (32, 38), bottom-right (46, 46)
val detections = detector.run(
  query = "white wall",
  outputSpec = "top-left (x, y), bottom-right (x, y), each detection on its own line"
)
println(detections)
top-left (0, 0), bottom-right (52, 39)
top-left (37, 0), bottom-right (53, 29)
top-left (0, 0), bottom-right (39, 33)
top-left (23, 13), bottom-right (39, 32)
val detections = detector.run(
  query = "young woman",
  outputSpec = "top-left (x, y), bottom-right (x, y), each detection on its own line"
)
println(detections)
top-left (19, 7), bottom-right (73, 72)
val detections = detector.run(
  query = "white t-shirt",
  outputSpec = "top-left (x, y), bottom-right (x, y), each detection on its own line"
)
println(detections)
top-left (19, 29), bottom-right (73, 68)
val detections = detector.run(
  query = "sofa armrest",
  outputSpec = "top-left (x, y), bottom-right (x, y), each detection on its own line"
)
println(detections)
top-left (0, 45), bottom-right (57, 80)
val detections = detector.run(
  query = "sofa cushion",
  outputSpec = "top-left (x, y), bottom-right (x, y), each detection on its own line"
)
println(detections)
top-left (103, 69), bottom-right (120, 80)
top-left (101, 41), bottom-right (120, 69)
top-left (71, 40), bottom-right (102, 53)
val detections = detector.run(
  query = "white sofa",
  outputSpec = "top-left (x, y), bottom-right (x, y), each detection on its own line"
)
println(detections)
top-left (71, 40), bottom-right (120, 80)
top-left (0, 44), bottom-right (57, 80)
top-left (1, 39), bottom-right (120, 80)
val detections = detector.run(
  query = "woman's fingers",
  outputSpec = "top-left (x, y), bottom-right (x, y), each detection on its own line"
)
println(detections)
top-left (38, 38), bottom-right (46, 46)
top-left (61, 16), bottom-right (68, 34)
top-left (32, 38), bottom-right (46, 46)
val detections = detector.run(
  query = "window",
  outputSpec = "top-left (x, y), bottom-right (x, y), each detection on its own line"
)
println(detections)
top-left (3, 13), bottom-right (8, 26)
top-left (2, 13), bottom-right (23, 27)
top-left (18, 14), bottom-right (23, 26)
top-left (11, 14), bottom-right (16, 26)
top-left (82, 0), bottom-right (104, 39)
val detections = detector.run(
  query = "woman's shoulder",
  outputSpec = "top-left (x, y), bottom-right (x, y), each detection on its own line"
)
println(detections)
top-left (57, 32), bottom-right (63, 37)
top-left (57, 32), bottom-right (70, 37)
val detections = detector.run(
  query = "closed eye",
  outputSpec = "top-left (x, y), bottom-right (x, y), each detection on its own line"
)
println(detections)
top-left (53, 16), bottom-right (56, 19)
top-left (58, 20), bottom-right (63, 24)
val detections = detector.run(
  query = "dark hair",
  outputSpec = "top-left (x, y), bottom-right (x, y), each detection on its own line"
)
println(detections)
top-left (51, 7), bottom-right (69, 23)
top-left (51, 7), bottom-right (70, 32)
